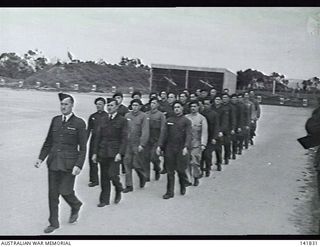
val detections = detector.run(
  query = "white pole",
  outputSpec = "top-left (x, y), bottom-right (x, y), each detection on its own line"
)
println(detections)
top-left (272, 80), bottom-right (276, 95)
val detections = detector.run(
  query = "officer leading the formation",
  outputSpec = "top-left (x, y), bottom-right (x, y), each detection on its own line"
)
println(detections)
top-left (35, 93), bottom-right (87, 234)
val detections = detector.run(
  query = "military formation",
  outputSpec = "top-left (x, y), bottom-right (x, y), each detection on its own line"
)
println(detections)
top-left (35, 88), bottom-right (261, 234)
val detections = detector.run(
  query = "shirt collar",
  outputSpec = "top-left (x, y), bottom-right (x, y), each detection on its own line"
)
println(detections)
top-left (109, 112), bottom-right (117, 119)
top-left (62, 112), bottom-right (73, 122)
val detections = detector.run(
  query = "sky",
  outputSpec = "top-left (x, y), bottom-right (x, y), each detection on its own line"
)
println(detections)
top-left (0, 7), bottom-right (320, 79)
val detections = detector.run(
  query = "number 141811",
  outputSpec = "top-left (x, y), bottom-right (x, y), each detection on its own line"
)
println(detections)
top-left (300, 241), bottom-right (318, 246)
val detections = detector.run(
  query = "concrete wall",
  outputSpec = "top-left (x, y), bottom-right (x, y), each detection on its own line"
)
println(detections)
top-left (223, 70), bottom-right (237, 94)
top-left (151, 64), bottom-right (237, 93)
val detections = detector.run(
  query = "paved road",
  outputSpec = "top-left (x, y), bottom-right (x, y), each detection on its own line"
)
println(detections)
top-left (0, 88), bottom-right (313, 235)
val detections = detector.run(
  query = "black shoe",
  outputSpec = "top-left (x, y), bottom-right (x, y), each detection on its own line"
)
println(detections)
top-left (69, 208), bottom-right (81, 224)
top-left (97, 202), bottom-right (109, 207)
top-left (180, 186), bottom-right (186, 195)
top-left (217, 163), bottom-right (222, 171)
top-left (44, 225), bottom-right (59, 234)
top-left (238, 150), bottom-right (242, 155)
top-left (146, 177), bottom-right (150, 182)
top-left (193, 178), bottom-right (199, 186)
top-left (232, 154), bottom-right (236, 160)
top-left (163, 193), bottom-right (174, 199)
top-left (185, 181), bottom-right (192, 187)
top-left (160, 169), bottom-right (167, 174)
top-left (69, 202), bottom-right (82, 223)
top-left (250, 139), bottom-right (254, 145)
top-left (200, 170), bottom-right (204, 177)
top-left (205, 171), bottom-right (210, 177)
top-left (140, 177), bottom-right (146, 188)
top-left (155, 171), bottom-right (160, 181)
top-left (225, 159), bottom-right (229, 165)
top-left (88, 182), bottom-right (99, 187)
top-left (123, 186), bottom-right (133, 193)
top-left (114, 191), bottom-right (121, 204)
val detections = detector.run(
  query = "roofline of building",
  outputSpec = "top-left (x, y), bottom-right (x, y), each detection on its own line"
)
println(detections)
top-left (151, 63), bottom-right (236, 76)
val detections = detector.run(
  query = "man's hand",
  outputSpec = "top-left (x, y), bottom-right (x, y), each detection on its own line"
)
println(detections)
top-left (237, 128), bottom-right (242, 132)
top-left (211, 139), bottom-right (216, 145)
top-left (231, 130), bottom-right (235, 135)
top-left (92, 154), bottom-right (97, 163)
top-left (35, 159), bottom-right (43, 168)
top-left (218, 132), bottom-right (223, 138)
top-left (114, 153), bottom-right (121, 162)
top-left (138, 145), bottom-right (144, 152)
top-left (245, 126), bottom-right (250, 130)
top-left (182, 147), bottom-right (188, 156)
top-left (156, 146), bottom-right (162, 156)
top-left (72, 166), bottom-right (81, 176)
top-left (200, 145), bottom-right (206, 151)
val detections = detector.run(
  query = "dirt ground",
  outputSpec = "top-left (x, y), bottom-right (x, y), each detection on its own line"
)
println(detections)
top-left (0, 88), bottom-right (316, 235)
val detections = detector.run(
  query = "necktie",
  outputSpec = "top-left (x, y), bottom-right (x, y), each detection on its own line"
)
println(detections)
top-left (109, 114), bottom-right (112, 120)
top-left (63, 116), bottom-right (67, 123)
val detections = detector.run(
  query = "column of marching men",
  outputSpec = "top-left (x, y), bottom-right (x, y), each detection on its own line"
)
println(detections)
top-left (35, 88), bottom-right (261, 233)
top-left (88, 89), bottom-right (261, 202)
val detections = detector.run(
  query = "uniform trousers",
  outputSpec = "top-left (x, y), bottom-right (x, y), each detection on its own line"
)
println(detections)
top-left (48, 170), bottom-right (82, 227)
top-left (164, 148), bottom-right (189, 195)
top-left (250, 120), bottom-right (257, 139)
top-left (243, 127), bottom-right (250, 149)
top-left (99, 158), bottom-right (123, 204)
top-left (188, 147), bottom-right (202, 179)
top-left (231, 132), bottom-right (237, 156)
top-left (217, 133), bottom-right (231, 161)
top-left (88, 142), bottom-right (99, 183)
top-left (232, 130), bottom-right (244, 155)
top-left (123, 147), bottom-right (147, 187)
top-left (144, 142), bottom-right (161, 180)
top-left (201, 143), bottom-right (217, 172)
top-left (236, 130), bottom-right (244, 153)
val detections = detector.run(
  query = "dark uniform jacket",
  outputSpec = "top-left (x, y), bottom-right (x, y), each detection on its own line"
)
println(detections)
top-left (93, 113), bottom-right (127, 159)
top-left (213, 104), bottom-right (236, 133)
top-left (39, 114), bottom-right (87, 171)
top-left (117, 104), bottom-right (129, 117)
top-left (158, 100), bottom-right (172, 116)
top-left (181, 101), bottom-right (191, 115)
top-left (87, 111), bottom-right (108, 147)
top-left (201, 109), bottom-right (220, 142)
top-left (164, 103), bottom-right (175, 118)
top-left (242, 101), bottom-right (253, 127)
top-left (231, 102), bottom-right (244, 129)
top-left (250, 98), bottom-right (261, 119)
top-left (159, 114), bottom-right (192, 151)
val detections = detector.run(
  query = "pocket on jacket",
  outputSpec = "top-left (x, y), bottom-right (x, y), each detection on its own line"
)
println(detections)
top-left (64, 158), bottom-right (77, 170)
